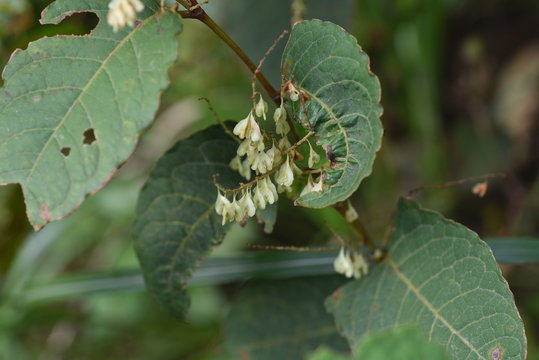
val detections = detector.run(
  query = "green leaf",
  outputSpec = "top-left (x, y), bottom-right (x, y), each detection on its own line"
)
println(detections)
top-left (224, 276), bottom-right (349, 360)
top-left (309, 326), bottom-right (450, 360)
top-left (0, 0), bottom-right (182, 230)
top-left (326, 199), bottom-right (526, 360)
top-left (133, 124), bottom-right (241, 319)
top-left (281, 20), bottom-right (383, 208)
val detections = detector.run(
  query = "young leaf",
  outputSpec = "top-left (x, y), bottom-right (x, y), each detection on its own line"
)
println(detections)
top-left (326, 199), bottom-right (526, 359)
top-left (309, 326), bottom-right (450, 360)
top-left (0, 0), bottom-right (182, 230)
top-left (133, 124), bottom-right (241, 319)
top-left (224, 276), bottom-right (349, 360)
top-left (281, 20), bottom-right (383, 208)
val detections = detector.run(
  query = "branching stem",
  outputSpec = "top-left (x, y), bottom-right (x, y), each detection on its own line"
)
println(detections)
top-left (176, 0), bottom-right (376, 254)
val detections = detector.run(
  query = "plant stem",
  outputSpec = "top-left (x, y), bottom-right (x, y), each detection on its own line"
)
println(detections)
top-left (177, 4), bottom-right (280, 102)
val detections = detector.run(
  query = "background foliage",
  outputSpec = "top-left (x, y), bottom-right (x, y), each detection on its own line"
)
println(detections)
top-left (0, 0), bottom-right (539, 359)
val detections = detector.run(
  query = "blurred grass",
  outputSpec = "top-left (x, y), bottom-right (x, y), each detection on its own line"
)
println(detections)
top-left (0, 0), bottom-right (538, 358)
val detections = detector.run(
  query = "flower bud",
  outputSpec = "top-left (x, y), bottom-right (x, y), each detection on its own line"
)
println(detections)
top-left (308, 143), bottom-right (321, 168)
top-left (275, 155), bottom-right (294, 187)
top-left (255, 95), bottom-right (268, 120)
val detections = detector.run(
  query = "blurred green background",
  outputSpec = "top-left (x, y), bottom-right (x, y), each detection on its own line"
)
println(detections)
top-left (0, 0), bottom-right (538, 358)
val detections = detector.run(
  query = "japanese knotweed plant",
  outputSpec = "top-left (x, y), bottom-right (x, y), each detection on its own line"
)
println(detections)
top-left (0, 0), bottom-right (527, 359)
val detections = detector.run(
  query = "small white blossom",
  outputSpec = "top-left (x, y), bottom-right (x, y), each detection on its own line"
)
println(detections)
top-left (275, 155), bottom-right (294, 187)
top-left (333, 247), bottom-right (369, 279)
top-left (240, 190), bottom-right (256, 218)
top-left (107, 0), bottom-right (144, 32)
top-left (230, 155), bottom-right (251, 180)
top-left (250, 151), bottom-right (272, 174)
top-left (254, 95), bottom-right (268, 120)
top-left (277, 137), bottom-right (291, 152)
top-left (273, 104), bottom-right (290, 136)
top-left (215, 191), bottom-right (230, 216)
top-left (233, 112), bottom-right (254, 139)
top-left (311, 175), bottom-right (323, 192)
top-left (273, 105), bottom-right (286, 123)
top-left (334, 247), bottom-right (354, 278)
top-left (344, 201), bottom-right (359, 222)
top-left (300, 176), bottom-right (314, 197)
top-left (231, 196), bottom-right (244, 222)
top-left (308, 142), bottom-right (321, 168)
top-left (253, 184), bottom-right (267, 209)
top-left (266, 142), bottom-right (282, 165)
top-left (352, 252), bottom-right (369, 278)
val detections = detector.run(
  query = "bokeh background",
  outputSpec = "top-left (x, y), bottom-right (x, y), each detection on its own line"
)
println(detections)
top-left (0, 0), bottom-right (538, 358)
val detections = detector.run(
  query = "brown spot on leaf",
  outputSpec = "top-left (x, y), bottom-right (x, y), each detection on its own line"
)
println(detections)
top-left (60, 147), bottom-right (71, 157)
top-left (491, 346), bottom-right (502, 360)
top-left (40, 203), bottom-right (51, 222)
top-left (83, 128), bottom-right (96, 145)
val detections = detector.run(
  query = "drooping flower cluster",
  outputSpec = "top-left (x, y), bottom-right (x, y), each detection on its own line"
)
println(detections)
top-left (215, 85), bottom-right (325, 225)
top-left (107, 0), bottom-right (144, 32)
top-left (333, 247), bottom-right (369, 279)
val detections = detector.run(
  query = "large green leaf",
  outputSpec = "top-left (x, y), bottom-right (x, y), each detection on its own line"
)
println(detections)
top-left (0, 0), bottom-right (182, 230)
top-left (133, 124), bottom-right (241, 318)
top-left (224, 276), bottom-right (349, 360)
top-left (326, 199), bottom-right (526, 360)
top-left (281, 20), bottom-right (383, 208)
top-left (309, 326), bottom-right (451, 360)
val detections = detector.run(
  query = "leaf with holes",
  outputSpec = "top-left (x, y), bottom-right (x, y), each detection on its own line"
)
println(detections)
top-left (326, 199), bottom-right (526, 360)
top-left (224, 276), bottom-right (349, 360)
top-left (281, 20), bottom-right (383, 208)
top-left (133, 124), bottom-right (241, 319)
top-left (0, 0), bottom-right (182, 230)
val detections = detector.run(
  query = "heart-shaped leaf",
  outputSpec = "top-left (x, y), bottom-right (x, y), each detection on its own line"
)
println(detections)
top-left (281, 20), bottom-right (383, 208)
top-left (0, 0), bottom-right (182, 229)
top-left (326, 199), bottom-right (526, 360)
top-left (133, 124), bottom-right (241, 318)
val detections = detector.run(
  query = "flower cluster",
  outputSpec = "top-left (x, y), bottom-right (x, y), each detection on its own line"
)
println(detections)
top-left (333, 247), bottom-right (369, 279)
top-left (215, 85), bottom-right (325, 225)
top-left (107, 0), bottom-right (144, 32)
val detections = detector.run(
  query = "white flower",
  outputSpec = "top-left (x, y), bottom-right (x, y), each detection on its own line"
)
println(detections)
top-left (250, 151), bottom-right (272, 174)
top-left (233, 112), bottom-right (254, 139)
top-left (275, 155), bottom-right (294, 187)
top-left (345, 201), bottom-right (359, 222)
top-left (308, 143), bottom-right (320, 168)
top-left (258, 177), bottom-right (278, 204)
top-left (255, 95), bottom-right (268, 120)
top-left (334, 248), bottom-right (354, 278)
top-left (107, 0), bottom-right (144, 32)
top-left (276, 117), bottom-right (291, 136)
top-left (249, 117), bottom-right (262, 142)
top-left (230, 155), bottom-right (251, 180)
top-left (311, 175), bottom-right (323, 192)
top-left (300, 176), bottom-right (314, 197)
top-left (231, 196), bottom-right (244, 222)
top-left (215, 190), bottom-right (230, 216)
top-left (278, 137), bottom-right (291, 152)
top-left (333, 247), bottom-right (369, 279)
top-left (352, 252), bottom-right (369, 279)
top-left (273, 104), bottom-right (290, 136)
top-left (237, 139), bottom-right (251, 156)
top-left (273, 105), bottom-right (286, 123)
top-left (253, 184), bottom-right (267, 209)
top-left (266, 142), bottom-right (282, 165)
top-left (240, 190), bottom-right (256, 218)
